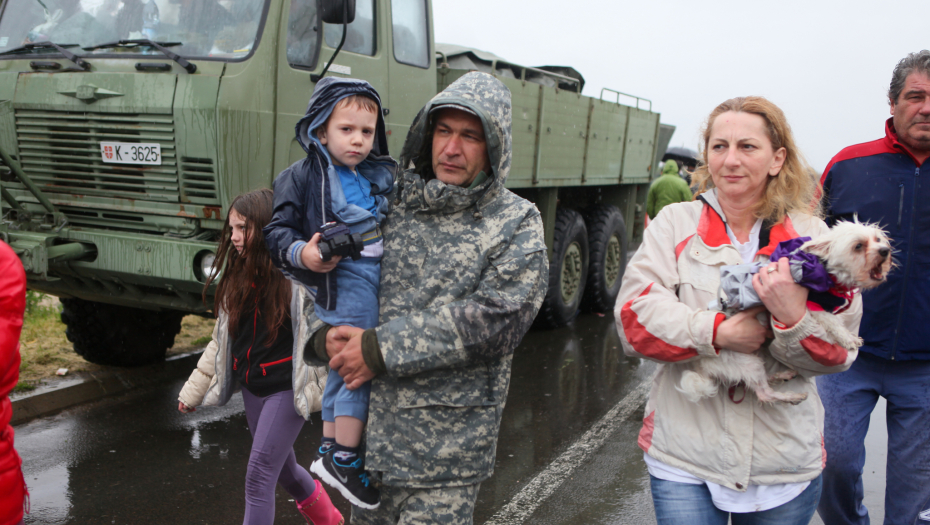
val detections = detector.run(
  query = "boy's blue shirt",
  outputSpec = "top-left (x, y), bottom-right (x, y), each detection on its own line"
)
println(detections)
top-left (334, 165), bottom-right (379, 218)
top-left (263, 78), bottom-right (397, 311)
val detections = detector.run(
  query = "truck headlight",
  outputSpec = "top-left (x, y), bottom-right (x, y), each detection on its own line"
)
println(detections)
top-left (195, 251), bottom-right (218, 282)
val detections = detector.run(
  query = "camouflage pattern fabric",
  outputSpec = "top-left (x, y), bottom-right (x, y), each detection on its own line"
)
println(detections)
top-left (350, 483), bottom-right (480, 525)
top-left (363, 71), bottom-right (548, 488)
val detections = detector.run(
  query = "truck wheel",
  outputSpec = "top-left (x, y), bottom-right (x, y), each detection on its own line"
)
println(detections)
top-left (581, 205), bottom-right (628, 313)
top-left (537, 208), bottom-right (589, 328)
top-left (60, 298), bottom-right (185, 367)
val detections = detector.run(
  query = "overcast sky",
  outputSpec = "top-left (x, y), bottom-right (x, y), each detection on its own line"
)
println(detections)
top-left (432, 0), bottom-right (929, 172)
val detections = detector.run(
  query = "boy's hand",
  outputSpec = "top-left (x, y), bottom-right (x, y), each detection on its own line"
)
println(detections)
top-left (301, 232), bottom-right (341, 273)
top-left (178, 401), bottom-right (195, 413)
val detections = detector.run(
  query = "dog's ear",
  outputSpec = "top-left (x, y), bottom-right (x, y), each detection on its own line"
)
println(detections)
top-left (801, 237), bottom-right (831, 258)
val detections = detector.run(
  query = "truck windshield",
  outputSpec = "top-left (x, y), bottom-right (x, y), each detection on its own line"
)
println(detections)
top-left (0, 0), bottom-right (267, 60)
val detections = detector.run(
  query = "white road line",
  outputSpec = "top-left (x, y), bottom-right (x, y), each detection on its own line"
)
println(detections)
top-left (485, 379), bottom-right (652, 525)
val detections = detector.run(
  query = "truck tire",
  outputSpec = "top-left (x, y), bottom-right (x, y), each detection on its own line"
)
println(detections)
top-left (536, 208), bottom-right (589, 328)
top-left (581, 205), bottom-right (628, 313)
top-left (60, 298), bottom-right (185, 367)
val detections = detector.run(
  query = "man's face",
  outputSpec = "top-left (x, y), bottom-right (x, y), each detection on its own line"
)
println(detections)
top-left (891, 71), bottom-right (930, 155)
top-left (431, 109), bottom-right (491, 187)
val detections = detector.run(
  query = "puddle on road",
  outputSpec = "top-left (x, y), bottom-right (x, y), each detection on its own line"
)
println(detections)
top-left (476, 313), bottom-right (655, 522)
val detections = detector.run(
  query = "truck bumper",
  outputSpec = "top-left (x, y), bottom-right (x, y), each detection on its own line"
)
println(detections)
top-left (1, 227), bottom-right (217, 313)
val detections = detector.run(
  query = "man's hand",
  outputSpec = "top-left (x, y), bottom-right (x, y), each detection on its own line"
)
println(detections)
top-left (325, 325), bottom-right (361, 359)
top-left (714, 306), bottom-right (773, 354)
top-left (329, 326), bottom-right (375, 390)
top-left (301, 232), bottom-right (341, 273)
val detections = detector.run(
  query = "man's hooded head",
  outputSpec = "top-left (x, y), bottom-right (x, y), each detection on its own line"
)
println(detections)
top-left (400, 72), bottom-right (512, 192)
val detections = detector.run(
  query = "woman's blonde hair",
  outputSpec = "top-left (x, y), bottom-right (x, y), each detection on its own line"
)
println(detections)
top-left (690, 96), bottom-right (822, 223)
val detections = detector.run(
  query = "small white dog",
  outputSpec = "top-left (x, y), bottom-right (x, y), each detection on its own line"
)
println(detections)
top-left (678, 220), bottom-right (894, 405)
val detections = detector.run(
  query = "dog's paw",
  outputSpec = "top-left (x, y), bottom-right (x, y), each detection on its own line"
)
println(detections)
top-left (767, 369), bottom-right (798, 385)
top-left (676, 370), bottom-right (718, 403)
top-left (756, 389), bottom-right (808, 405)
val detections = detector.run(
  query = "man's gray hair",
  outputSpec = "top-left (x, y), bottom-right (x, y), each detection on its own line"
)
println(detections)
top-left (889, 50), bottom-right (930, 105)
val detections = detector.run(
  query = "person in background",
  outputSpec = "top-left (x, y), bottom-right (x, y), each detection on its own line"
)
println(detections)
top-left (817, 50), bottom-right (930, 525)
top-left (616, 96), bottom-right (861, 525)
top-left (177, 189), bottom-right (340, 525)
top-left (0, 240), bottom-right (27, 525)
top-left (646, 159), bottom-right (693, 220)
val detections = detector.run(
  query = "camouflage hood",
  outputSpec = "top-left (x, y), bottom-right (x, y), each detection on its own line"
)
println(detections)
top-left (398, 72), bottom-right (512, 215)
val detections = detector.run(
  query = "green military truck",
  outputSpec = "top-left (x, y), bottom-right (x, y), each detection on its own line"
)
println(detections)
top-left (0, 0), bottom-right (674, 366)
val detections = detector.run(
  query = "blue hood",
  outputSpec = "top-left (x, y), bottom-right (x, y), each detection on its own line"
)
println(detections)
top-left (295, 77), bottom-right (389, 158)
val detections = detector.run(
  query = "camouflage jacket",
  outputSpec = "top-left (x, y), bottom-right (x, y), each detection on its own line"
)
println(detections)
top-left (310, 72), bottom-right (548, 488)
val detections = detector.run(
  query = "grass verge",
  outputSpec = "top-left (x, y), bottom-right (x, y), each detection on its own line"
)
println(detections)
top-left (17, 292), bottom-right (215, 386)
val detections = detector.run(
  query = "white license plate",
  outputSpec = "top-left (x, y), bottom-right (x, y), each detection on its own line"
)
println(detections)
top-left (99, 142), bottom-right (162, 165)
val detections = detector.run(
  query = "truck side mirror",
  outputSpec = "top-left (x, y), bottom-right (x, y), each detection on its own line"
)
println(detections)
top-left (320, 0), bottom-right (356, 24)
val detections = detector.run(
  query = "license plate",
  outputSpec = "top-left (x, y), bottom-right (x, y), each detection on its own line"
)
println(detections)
top-left (99, 142), bottom-right (162, 165)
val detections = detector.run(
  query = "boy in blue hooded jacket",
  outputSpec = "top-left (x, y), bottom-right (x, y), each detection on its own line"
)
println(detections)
top-left (264, 78), bottom-right (396, 510)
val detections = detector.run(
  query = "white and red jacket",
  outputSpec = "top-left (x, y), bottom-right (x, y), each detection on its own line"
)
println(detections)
top-left (615, 190), bottom-right (862, 491)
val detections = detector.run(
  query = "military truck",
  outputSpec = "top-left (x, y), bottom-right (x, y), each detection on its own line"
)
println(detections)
top-left (0, 0), bottom-right (674, 366)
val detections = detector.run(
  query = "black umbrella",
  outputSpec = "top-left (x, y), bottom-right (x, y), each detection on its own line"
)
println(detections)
top-left (663, 146), bottom-right (699, 168)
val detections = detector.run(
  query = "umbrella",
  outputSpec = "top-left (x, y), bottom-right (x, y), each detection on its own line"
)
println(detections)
top-left (663, 146), bottom-right (699, 168)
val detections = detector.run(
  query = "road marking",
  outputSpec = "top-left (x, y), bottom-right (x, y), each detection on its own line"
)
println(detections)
top-left (485, 378), bottom-right (652, 525)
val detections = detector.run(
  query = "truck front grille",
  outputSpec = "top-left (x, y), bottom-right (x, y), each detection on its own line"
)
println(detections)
top-left (180, 157), bottom-right (219, 203)
top-left (14, 109), bottom-right (180, 203)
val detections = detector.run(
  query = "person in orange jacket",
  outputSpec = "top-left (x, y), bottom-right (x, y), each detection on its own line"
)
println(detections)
top-left (0, 240), bottom-right (27, 525)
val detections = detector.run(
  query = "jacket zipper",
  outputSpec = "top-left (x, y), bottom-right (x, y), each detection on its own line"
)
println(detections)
top-left (245, 301), bottom-right (258, 383)
top-left (897, 183), bottom-right (904, 227)
top-left (318, 155), bottom-right (334, 311)
top-left (889, 166), bottom-right (921, 360)
top-left (260, 356), bottom-right (293, 376)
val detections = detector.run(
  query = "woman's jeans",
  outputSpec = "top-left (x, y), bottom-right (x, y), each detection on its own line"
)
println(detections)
top-left (650, 474), bottom-right (822, 525)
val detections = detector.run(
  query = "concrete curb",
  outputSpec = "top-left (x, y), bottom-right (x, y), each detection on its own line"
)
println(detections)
top-left (11, 350), bottom-right (204, 426)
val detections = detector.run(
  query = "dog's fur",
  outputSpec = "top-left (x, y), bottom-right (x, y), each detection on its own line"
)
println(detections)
top-left (678, 219), bottom-right (894, 405)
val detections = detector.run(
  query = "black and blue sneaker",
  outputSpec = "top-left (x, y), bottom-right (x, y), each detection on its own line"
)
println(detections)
top-left (309, 443), bottom-right (334, 476)
top-left (312, 453), bottom-right (380, 510)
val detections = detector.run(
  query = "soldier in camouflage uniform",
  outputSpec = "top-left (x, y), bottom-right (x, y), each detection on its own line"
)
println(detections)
top-left (306, 71), bottom-right (549, 523)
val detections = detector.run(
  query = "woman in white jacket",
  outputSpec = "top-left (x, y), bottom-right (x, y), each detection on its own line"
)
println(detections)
top-left (177, 189), bottom-right (341, 525)
top-left (616, 97), bottom-right (862, 524)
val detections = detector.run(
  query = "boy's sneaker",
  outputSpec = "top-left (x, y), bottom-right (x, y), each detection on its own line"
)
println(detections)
top-left (310, 444), bottom-right (334, 476)
top-left (313, 453), bottom-right (380, 509)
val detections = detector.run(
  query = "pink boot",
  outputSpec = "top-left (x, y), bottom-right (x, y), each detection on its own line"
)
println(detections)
top-left (297, 480), bottom-right (344, 525)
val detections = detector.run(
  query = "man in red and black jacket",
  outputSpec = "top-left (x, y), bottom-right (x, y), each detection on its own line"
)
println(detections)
top-left (0, 240), bottom-right (27, 525)
top-left (817, 50), bottom-right (930, 525)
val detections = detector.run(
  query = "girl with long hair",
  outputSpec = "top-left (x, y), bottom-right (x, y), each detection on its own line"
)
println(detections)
top-left (177, 189), bottom-right (342, 525)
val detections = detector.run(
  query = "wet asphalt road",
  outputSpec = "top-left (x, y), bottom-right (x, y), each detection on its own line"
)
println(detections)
top-left (15, 312), bottom-right (888, 524)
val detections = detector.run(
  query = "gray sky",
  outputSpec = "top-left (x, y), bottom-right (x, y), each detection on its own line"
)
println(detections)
top-left (432, 0), bottom-right (929, 172)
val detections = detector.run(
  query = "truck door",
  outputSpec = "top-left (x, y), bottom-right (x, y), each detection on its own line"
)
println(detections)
top-left (274, 0), bottom-right (390, 174)
top-left (385, 0), bottom-right (436, 155)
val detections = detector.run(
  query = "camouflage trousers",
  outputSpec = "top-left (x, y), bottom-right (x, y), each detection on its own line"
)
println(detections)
top-left (350, 483), bottom-right (480, 525)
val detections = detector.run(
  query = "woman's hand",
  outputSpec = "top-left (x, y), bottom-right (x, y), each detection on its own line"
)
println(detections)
top-left (714, 306), bottom-right (773, 354)
top-left (300, 232), bottom-right (342, 273)
top-left (753, 257), bottom-right (808, 327)
top-left (178, 401), bottom-right (195, 413)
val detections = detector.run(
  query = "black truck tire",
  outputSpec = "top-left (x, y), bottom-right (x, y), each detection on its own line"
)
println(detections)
top-left (581, 205), bottom-right (628, 313)
top-left (536, 208), bottom-right (589, 328)
top-left (60, 298), bottom-right (185, 367)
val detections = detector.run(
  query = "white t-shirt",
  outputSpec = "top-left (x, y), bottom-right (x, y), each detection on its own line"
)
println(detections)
top-left (644, 217), bottom-right (810, 513)
top-left (644, 453), bottom-right (810, 513)
top-left (726, 218), bottom-right (763, 263)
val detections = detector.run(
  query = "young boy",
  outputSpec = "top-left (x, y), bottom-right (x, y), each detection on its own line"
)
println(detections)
top-left (264, 78), bottom-right (396, 510)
